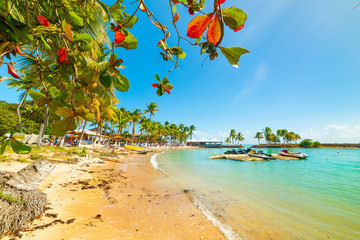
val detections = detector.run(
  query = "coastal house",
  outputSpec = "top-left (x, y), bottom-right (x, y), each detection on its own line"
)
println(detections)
top-left (186, 140), bottom-right (223, 148)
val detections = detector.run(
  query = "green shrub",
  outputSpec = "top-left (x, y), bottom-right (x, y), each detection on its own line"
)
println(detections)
top-left (299, 139), bottom-right (313, 148)
top-left (81, 147), bottom-right (87, 156)
top-left (0, 155), bottom-right (9, 162)
top-left (312, 141), bottom-right (321, 148)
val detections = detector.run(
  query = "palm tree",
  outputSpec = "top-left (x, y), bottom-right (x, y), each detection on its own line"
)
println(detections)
top-left (229, 129), bottom-right (236, 144)
top-left (276, 129), bottom-right (288, 143)
top-left (225, 137), bottom-right (231, 144)
top-left (129, 109), bottom-right (142, 144)
top-left (263, 127), bottom-right (273, 144)
top-left (254, 132), bottom-right (263, 145)
top-left (236, 132), bottom-right (245, 145)
top-left (144, 102), bottom-right (159, 120)
top-left (189, 125), bottom-right (196, 140)
top-left (295, 133), bottom-right (301, 144)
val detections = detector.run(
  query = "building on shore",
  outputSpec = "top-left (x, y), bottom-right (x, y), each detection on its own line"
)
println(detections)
top-left (186, 140), bottom-right (223, 148)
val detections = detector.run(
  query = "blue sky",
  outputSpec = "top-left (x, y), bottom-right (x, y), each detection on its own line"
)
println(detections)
top-left (1, 0), bottom-right (360, 143)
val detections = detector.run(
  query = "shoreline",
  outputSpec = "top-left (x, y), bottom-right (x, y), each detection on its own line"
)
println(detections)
top-left (251, 144), bottom-right (360, 149)
top-left (150, 150), bottom-right (239, 240)
top-left (1, 148), bottom-right (226, 240)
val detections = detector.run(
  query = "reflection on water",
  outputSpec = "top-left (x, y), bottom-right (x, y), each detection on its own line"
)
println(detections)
top-left (155, 148), bottom-right (360, 240)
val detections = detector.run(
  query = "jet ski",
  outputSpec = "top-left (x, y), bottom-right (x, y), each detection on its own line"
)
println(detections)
top-left (248, 151), bottom-right (273, 160)
top-left (279, 150), bottom-right (307, 159)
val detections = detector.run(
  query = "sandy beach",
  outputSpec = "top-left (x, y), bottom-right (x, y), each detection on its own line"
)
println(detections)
top-left (1, 149), bottom-right (225, 240)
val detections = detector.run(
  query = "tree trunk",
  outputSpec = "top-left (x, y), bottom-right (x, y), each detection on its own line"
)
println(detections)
top-left (17, 91), bottom-right (27, 133)
top-left (37, 105), bottom-right (49, 146)
top-left (99, 124), bottom-right (103, 145)
top-left (5, 159), bottom-right (55, 191)
top-left (131, 122), bottom-right (136, 144)
top-left (78, 120), bottom-right (87, 147)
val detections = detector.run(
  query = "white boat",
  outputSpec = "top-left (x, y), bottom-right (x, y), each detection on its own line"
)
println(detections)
top-left (279, 150), bottom-right (307, 159)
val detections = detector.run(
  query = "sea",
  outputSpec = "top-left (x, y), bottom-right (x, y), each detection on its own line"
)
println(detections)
top-left (151, 147), bottom-right (360, 240)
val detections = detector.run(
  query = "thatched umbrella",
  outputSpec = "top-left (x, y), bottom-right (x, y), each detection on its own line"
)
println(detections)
top-left (0, 159), bottom-right (55, 236)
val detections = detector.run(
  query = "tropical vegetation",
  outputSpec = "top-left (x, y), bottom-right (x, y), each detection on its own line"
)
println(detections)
top-left (0, 0), bottom-right (249, 154)
top-left (299, 139), bottom-right (321, 148)
top-left (258, 127), bottom-right (302, 145)
top-left (225, 129), bottom-right (244, 145)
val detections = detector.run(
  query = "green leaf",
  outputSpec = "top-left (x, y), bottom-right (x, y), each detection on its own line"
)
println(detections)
top-left (219, 46), bottom-right (250, 68)
top-left (10, 139), bottom-right (31, 154)
top-left (40, 36), bottom-right (51, 51)
top-left (163, 83), bottom-right (173, 90)
top-left (120, 13), bottom-right (138, 29)
top-left (222, 7), bottom-right (247, 30)
top-left (109, 53), bottom-right (117, 65)
top-left (154, 74), bottom-right (161, 83)
top-left (100, 72), bottom-right (113, 88)
top-left (156, 87), bottom-right (164, 96)
top-left (55, 107), bottom-right (73, 118)
top-left (169, 47), bottom-right (186, 59)
top-left (49, 86), bottom-right (60, 98)
top-left (84, 113), bottom-right (95, 122)
top-left (118, 30), bottom-right (138, 50)
top-left (69, 11), bottom-right (84, 27)
top-left (73, 89), bottom-right (85, 102)
top-left (51, 117), bottom-right (77, 136)
top-left (0, 139), bottom-right (9, 154)
top-left (109, 5), bottom-right (124, 23)
top-left (113, 73), bottom-right (130, 92)
top-left (28, 89), bottom-right (46, 100)
top-left (74, 33), bottom-right (92, 51)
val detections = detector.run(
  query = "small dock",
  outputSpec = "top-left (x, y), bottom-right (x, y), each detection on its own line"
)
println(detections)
top-left (208, 154), bottom-right (300, 161)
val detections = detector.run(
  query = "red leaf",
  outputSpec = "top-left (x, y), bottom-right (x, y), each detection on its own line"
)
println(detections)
top-left (187, 14), bottom-right (213, 39)
top-left (15, 46), bottom-right (23, 55)
top-left (188, 8), bottom-right (194, 15)
top-left (114, 32), bottom-right (125, 44)
top-left (173, 12), bottom-right (180, 22)
top-left (216, 0), bottom-right (226, 5)
top-left (7, 63), bottom-right (21, 79)
top-left (233, 24), bottom-right (244, 32)
top-left (152, 83), bottom-right (159, 88)
top-left (36, 15), bottom-right (50, 27)
top-left (163, 86), bottom-right (171, 94)
top-left (58, 48), bottom-right (70, 64)
top-left (113, 26), bottom-right (120, 32)
top-left (206, 15), bottom-right (222, 45)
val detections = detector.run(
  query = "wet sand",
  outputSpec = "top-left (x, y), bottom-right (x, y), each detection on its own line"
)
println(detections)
top-left (2, 151), bottom-right (225, 240)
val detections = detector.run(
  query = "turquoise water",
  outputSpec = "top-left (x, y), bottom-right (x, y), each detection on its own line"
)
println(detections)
top-left (154, 148), bottom-right (360, 240)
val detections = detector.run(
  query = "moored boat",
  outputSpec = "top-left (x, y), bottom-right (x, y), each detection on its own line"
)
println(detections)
top-left (279, 150), bottom-right (307, 159)
top-left (124, 145), bottom-right (145, 152)
top-left (247, 152), bottom-right (273, 160)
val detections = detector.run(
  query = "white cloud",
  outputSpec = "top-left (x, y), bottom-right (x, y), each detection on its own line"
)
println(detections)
top-left (325, 125), bottom-right (349, 130)
top-left (192, 130), bottom-right (228, 142)
top-left (234, 62), bottom-right (268, 102)
top-left (299, 125), bottom-right (360, 143)
top-left (192, 129), bottom-right (255, 143)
